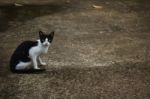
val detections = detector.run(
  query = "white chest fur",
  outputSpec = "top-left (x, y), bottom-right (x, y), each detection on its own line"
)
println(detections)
top-left (29, 40), bottom-right (50, 57)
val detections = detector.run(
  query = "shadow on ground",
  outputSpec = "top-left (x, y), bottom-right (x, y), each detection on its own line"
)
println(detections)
top-left (0, 61), bottom-right (149, 99)
top-left (0, 3), bottom-right (65, 32)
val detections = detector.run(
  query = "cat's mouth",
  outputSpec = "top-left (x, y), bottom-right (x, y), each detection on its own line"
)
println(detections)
top-left (43, 43), bottom-right (49, 46)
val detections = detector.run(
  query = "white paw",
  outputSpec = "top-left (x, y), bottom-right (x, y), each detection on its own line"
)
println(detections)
top-left (40, 62), bottom-right (47, 66)
top-left (34, 67), bottom-right (40, 70)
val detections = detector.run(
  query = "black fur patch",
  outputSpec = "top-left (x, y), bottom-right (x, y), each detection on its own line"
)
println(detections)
top-left (10, 41), bottom-right (38, 72)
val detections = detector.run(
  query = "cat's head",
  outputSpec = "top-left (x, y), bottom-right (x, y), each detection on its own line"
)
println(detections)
top-left (39, 31), bottom-right (54, 46)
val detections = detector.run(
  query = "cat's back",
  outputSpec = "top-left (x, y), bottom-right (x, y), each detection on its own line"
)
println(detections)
top-left (11, 40), bottom-right (38, 58)
top-left (15, 41), bottom-right (38, 51)
top-left (10, 40), bottom-right (38, 70)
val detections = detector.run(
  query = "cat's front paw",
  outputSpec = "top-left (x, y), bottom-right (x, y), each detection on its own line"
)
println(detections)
top-left (40, 62), bottom-right (47, 66)
top-left (34, 67), bottom-right (41, 70)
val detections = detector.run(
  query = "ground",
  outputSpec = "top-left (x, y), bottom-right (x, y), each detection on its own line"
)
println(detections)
top-left (0, 0), bottom-right (150, 99)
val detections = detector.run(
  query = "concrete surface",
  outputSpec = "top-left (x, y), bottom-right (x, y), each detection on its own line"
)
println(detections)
top-left (0, 0), bottom-right (150, 99)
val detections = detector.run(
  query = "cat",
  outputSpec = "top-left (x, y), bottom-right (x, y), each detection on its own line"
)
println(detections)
top-left (10, 31), bottom-right (54, 73)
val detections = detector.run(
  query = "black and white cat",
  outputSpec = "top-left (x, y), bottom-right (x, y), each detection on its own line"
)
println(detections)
top-left (10, 31), bottom-right (54, 73)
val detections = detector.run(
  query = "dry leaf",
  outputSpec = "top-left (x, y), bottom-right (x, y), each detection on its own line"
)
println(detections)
top-left (65, 0), bottom-right (70, 4)
top-left (93, 5), bottom-right (103, 9)
top-left (14, 3), bottom-right (23, 7)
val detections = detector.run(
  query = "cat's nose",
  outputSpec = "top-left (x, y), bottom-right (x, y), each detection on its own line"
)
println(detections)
top-left (45, 43), bottom-right (49, 46)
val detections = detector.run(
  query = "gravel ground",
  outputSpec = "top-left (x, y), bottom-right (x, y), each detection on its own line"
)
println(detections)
top-left (0, 0), bottom-right (150, 99)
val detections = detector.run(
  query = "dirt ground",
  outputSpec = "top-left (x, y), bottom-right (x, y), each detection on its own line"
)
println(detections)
top-left (0, 0), bottom-right (150, 99)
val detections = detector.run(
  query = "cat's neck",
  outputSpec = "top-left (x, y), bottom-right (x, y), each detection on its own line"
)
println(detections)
top-left (37, 39), bottom-right (49, 54)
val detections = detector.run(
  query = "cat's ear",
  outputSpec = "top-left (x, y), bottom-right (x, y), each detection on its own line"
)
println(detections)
top-left (39, 31), bottom-right (44, 36)
top-left (50, 31), bottom-right (54, 37)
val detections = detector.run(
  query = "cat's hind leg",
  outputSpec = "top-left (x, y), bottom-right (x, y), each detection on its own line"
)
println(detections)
top-left (16, 61), bottom-right (32, 70)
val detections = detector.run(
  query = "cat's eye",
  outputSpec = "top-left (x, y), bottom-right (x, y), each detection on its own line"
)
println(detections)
top-left (41, 39), bottom-right (45, 42)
